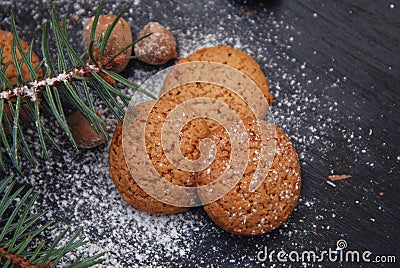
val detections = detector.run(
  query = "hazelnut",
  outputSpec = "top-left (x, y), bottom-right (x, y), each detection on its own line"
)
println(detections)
top-left (134, 22), bottom-right (178, 65)
top-left (83, 15), bottom-right (132, 73)
top-left (67, 110), bottom-right (106, 149)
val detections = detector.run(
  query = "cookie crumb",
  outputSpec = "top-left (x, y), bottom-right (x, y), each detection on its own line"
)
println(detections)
top-left (240, 9), bottom-right (256, 16)
top-left (328, 174), bottom-right (352, 181)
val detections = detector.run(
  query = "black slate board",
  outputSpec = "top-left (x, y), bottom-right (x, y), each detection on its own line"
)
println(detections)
top-left (0, 0), bottom-right (399, 267)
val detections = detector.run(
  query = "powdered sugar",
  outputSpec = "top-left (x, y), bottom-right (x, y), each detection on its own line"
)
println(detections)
top-left (1, 1), bottom-right (336, 266)
top-left (0, 0), bottom-right (388, 267)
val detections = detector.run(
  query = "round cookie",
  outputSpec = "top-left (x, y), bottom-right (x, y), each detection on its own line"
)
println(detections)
top-left (196, 121), bottom-right (301, 235)
top-left (159, 45), bottom-right (273, 107)
top-left (0, 30), bottom-right (43, 85)
top-left (159, 82), bottom-right (259, 129)
top-left (109, 100), bottom-right (210, 214)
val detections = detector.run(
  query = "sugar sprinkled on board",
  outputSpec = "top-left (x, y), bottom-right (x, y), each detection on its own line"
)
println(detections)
top-left (1, 0), bottom-right (343, 266)
top-left (326, 180), bottom-right (337, 188)
top-left (0, 0), bottom-right (383, 267)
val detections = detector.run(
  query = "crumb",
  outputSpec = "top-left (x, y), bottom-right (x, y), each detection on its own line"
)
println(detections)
top-left (240, 9), bottom-right (257, 16)
top-left (328, 174), bottom-right (352, 181)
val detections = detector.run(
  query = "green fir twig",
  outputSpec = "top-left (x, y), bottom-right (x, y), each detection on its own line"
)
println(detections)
top-left (0, 1), bottom-right (156, 266)
top-left (0, 0), bottom-right (154, 172)
top-left (0, 176), bottom-right (105, 267)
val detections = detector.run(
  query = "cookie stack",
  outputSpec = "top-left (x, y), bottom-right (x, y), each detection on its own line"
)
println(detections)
top-left (109, 46), bottom-right (301, 235)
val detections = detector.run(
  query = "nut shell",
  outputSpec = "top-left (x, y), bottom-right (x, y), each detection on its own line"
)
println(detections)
top-left (134, 22), bottom-right (178, 65)
top-left (68, 111), bottom-right (106, 149)
top-left (83, 15), bottom-right (132, 73)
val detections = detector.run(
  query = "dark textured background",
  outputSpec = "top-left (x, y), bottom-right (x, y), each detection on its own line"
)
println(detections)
top-left (1, 0), bottom-right (399, 267)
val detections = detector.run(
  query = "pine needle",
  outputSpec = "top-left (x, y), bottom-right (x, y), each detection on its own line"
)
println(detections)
top-left (99, 5), bottom-right (129, 57)
top-left (50, 4), bottom-right (84, 67)
top-left (0, 177), bottom-right (105, 267)
top-left (88, 0), bottom-right (105, 65)
top-left (41, 21), bottom-right (56, 77)
top-left (10, 12), bottom-right (38, 81)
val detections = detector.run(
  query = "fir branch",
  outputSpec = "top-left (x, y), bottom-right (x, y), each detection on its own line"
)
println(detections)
top-left (0, 177), bottom-right (105, 268)
top-left (0, 63), bottom-right (100, 101)
top-left (0, 246), bottom-right (49, 268)
top-left (0, 0), bottom-right (154, 171)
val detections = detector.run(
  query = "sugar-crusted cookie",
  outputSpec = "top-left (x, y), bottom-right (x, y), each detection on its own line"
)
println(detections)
top-left (196, 120), bottom-right (301, 235)
top-left (159, 82), bottom-right (259, 128)
top-left (109, 100), bottom-right (210, 214)
top-left (160, 45), bottom-right (273, 108)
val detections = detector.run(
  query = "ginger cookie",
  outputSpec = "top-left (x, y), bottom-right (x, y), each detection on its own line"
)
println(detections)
top-left (196, 120), bottom-right (301, 235)
top-left (109, 100), bottom-right (210, 214)
top-left (159, 82), bottom-right (261, 129)
top-left (160, 45), bottom-right (273, 109)
top-left (0, 30), bottom-right (43, 85)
